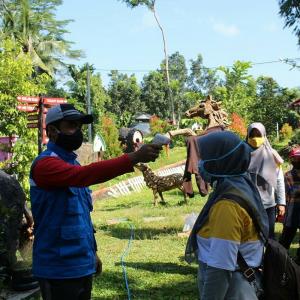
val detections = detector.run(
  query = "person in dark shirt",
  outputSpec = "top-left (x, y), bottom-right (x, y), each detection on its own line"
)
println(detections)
top-left (30, 104), bottom-right (162, 300)
top-left (280, 146), bottom-right (300, 264)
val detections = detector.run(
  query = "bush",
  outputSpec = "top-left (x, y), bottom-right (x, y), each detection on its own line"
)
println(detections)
top-left (280, 123), bottom-right (293, 140)
top-left (228, 113), bottom-right (247, 138)
top-left (99, 115), bottom-right (122, 159)
top-left (149, 115), bottom-right (172, 134)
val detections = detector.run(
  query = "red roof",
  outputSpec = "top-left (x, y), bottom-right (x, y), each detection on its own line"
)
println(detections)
top-left (291, 98), bottom-right (300, 107)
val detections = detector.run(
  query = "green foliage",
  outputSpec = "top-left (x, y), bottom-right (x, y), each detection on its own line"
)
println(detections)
top-left (215, 61), bottom-right (255, 121)
top-left (251, 77), bottom-right (297, 135)
top-left (0, 39), bottom-right (50, 195)
top-left (279, 0), bottom-right (300, 46)
top-left (280, 123), bottom-right (293, 140)
top-left (141, 71), bottom-right (169, 118)
top-left (161, 51), bottom-right (187, 89)
top-left (149, 115), bottom-right (172, 134)
top-left (119, 0), bottom-right (155, 9)
top-left (0, 0), bottom-right (83, 76)
top-left (67, 64), bottom-right (111, 139)
top-left (290, 129), bottom-right (300, 146)
top-left (107, 70), bottom-right (145, 127)
top-left (188, 54), bottom-right (218, 95)
top-left (99, 114), bottom-right (122, 159)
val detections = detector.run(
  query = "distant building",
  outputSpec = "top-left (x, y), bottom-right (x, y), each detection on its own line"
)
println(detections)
top-left (290, 98), bottom-right (300, 113)
top-left (129, 113), bottom-right (152, 136)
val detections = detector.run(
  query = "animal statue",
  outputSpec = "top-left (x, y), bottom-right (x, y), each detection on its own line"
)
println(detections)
top-left (185, 95), bottom-right (229, 130)
top-left (135, 163), bottom-right (187, 206)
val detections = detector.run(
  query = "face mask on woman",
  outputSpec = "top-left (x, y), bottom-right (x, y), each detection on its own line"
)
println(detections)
top-left (248, 137), bottom-right (264, 148)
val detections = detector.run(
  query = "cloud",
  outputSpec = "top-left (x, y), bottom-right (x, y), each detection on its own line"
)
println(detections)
top-left (211, 20), bottom-right (240, 37)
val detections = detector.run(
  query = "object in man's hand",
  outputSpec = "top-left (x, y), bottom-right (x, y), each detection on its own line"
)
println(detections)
top-left (152, 133), bottom-right (171, 146)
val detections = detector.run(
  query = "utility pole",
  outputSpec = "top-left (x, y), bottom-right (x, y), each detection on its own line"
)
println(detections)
top-left (86, 63), bottom-right (92, 143)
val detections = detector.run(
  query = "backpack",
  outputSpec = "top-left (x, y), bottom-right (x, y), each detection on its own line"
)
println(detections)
top-left (263, 238), bottom-right (300, 300)
top-left (232, 195), bottom-right (300, 300)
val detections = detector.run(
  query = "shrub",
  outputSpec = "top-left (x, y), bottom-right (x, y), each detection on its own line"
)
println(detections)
top-left (99, 115), bottom-right (122, 159)
top-left (280, 123), bottom-right (293, 140)
top-left (228, 113), bottom-right (247, 138)
top-left (149, 115), bottom-right (172, 134)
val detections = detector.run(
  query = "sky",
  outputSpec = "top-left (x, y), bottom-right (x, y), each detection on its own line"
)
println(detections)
top-left (56, 0), bottom-right (300, 89)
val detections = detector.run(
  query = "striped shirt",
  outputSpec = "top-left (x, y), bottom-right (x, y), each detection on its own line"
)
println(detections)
top-left (197, 199), bottom-right (264, 271)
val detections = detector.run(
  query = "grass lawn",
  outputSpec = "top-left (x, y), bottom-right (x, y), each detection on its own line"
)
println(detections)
top-left (91, 185), bottom-right (206, 299)
top-left (91, 186), bottom-right (300, 300)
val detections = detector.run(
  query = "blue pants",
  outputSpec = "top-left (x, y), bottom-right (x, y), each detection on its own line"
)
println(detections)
top-left (198, 261), bottom-right (260, 300)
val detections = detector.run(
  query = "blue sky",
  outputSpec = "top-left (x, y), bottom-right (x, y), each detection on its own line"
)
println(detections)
top-left (57, 0), bottom-right (300, 88)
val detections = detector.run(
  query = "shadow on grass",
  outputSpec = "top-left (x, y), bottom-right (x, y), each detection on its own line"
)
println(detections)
top-left (96, 224), bottom-right (181, 240)
top-left (92, 269), bottom-right (198, 299)
top-left (115, 261), bottom-right (197, 276)
top-left (92, 269), bottom-right (131, 299)
top-left (94, 200), bottom-right (147, 212)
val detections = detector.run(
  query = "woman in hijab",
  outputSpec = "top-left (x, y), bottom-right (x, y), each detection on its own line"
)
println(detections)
top-left (246, 122), bottom-right (286, 239)
top-left (185, 131), bottom-right (268, 299)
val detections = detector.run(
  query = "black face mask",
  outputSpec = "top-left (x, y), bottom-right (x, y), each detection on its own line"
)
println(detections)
top-left (292, 161), bottom-right (300, 170)
top-left (55, 129), bottom-right (83, 152)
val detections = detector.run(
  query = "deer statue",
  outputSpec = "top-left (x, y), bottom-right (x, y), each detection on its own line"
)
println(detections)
top-left (135, 163), bottom-right (187, 206)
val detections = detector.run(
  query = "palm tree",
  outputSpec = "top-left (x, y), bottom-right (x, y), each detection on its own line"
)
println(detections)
top-left (0, 0), bottom-right (82, 76)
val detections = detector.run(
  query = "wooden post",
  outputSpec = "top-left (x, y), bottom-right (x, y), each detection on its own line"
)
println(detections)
top-left (38, 96), bottom-right (43, 154)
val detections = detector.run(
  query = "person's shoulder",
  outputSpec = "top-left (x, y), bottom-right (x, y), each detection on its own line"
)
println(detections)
top-left (212, 199), bottom-right (246, 216)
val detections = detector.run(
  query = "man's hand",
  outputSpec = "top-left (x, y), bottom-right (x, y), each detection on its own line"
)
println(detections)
top-left (277, 205), bottom-right (285, 216)
top-left (95, 253), bottom-right (102, 275)
top-left (128, 144), bottom-right (162, 165)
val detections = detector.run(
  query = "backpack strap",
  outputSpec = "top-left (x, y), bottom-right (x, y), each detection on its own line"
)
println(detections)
top-left (237, 251), bottom-right (256, 283)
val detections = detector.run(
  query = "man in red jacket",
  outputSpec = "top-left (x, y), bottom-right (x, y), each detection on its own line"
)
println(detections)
top-left (30, 104), bottom-right (161, 300)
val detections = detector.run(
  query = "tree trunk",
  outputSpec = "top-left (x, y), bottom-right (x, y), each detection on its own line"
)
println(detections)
top-left (152, 4), bottom-right (176, 125)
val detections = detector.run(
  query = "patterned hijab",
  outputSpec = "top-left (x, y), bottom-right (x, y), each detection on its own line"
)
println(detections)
top-left (247, 122), bottom-right (283, 188)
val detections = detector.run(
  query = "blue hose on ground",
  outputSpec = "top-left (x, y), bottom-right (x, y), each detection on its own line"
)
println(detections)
top-left (120, 223), bottom-right (135, 300)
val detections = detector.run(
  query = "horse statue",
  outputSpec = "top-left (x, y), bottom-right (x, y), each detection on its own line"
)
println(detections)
top-left (185, 95), bottom-right (229, 130)
top-left (162, 95), bottom-right (229, 198)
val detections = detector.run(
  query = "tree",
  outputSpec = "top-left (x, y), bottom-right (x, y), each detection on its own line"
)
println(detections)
top-left (161, 51), bottom-right (187, 89)
top-left (160, 52), bottom-right (190, 123)
top-left (141, 70), bottom-right (169, 118)
top-left (106, 70), bottom-right (145, 127)
top-left (118, 0), bottom-right (175, 123)
top-left (188, 54), bottom-right (218, 96)
top-left (251, 76), bottom-right (298, 135)
top-left (67, 64), bottom-right (111, 136)
top-left (215, 61), bottom-right (256, 121)
top-left (0, 0), bottom-right (82, 76)
top-left (279, 0), bottom-right (300, 46)
top-left (0, 39), bottom-right (51, 194)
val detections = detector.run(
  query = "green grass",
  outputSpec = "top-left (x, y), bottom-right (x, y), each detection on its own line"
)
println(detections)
top-left (91, 187), bottom-right (300, 299)
top-left (90, 146), bottom-right (187, 192)
top-left (91, 186), bottom-right (205, 299)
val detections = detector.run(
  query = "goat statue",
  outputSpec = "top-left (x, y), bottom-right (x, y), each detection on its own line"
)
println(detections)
top-left (135, 163), bottom-right (187, 206)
